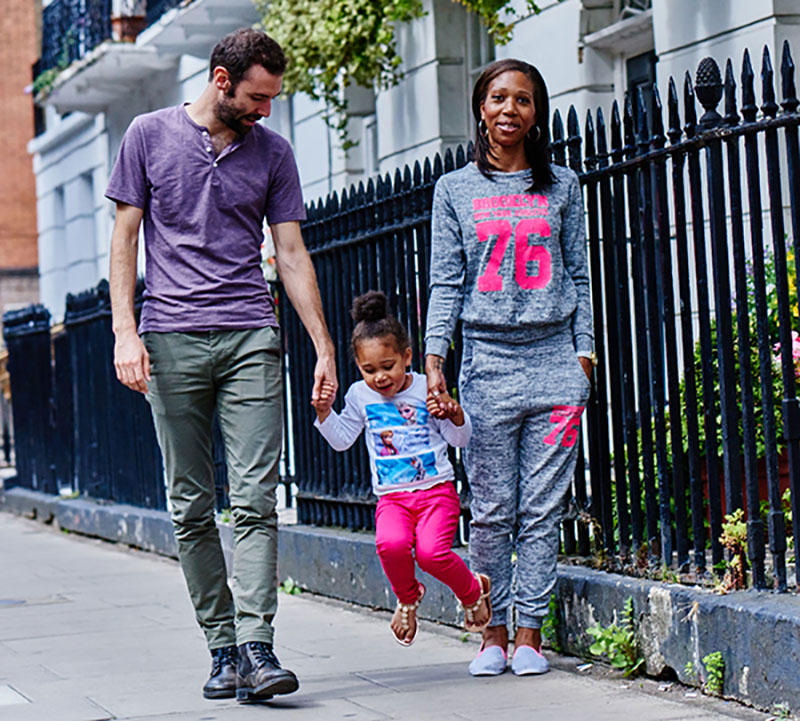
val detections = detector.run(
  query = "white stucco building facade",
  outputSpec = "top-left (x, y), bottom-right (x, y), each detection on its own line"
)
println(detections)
top-left (28, 0), bottom-right (800, 320)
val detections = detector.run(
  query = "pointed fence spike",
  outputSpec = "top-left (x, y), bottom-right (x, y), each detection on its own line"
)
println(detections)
top-left (423, 156), bottom-right (433, 183)
top-left (402, 164), bottom-right (412, 188)
top-left (595, 108), bottom-right (609, 170)
top-left (683, 71), bottom-right (697, 138)
top-left (762, 45), bottom-right (779, 118)
top-left (413, 160), bottom-right (422, 185)
top-left (566, 105), bottom-right (582, 172)
top-left (667, 77), bottom-right (682, 144)
top-left (636, 87), bottom-right (649, 153)
top-left (651, 84), bottom-right (666, 149)
top-left (741, 48), bottom-right (757, 122)
top-left (584, 109), bottom-right (597, 171)
top-left (551, 109), bottom-right (566, 166)
top-left (455, 144), bottom-right (466, 168)
top-left (610, 100), bottom-right (623, 161)
top-left (443, 147), bottom-right (455, 172)
top-left (781, 39), bottom-right (798, 113)
top-left (433, 152), bottom-right (444, 179)
top-left (623, 92), bottom-right (636, 157)
top-left (567, 105), bottom-right (580, 135)
top-left (724, 59), bottom-right (739, 126)
top-left (466, 139), bottom-right (474, 162)
top-left (341, 189), bottom-right (351, 236)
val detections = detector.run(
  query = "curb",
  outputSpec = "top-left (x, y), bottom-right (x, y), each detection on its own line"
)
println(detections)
top-left (2, 486), bottom-right (799, 714)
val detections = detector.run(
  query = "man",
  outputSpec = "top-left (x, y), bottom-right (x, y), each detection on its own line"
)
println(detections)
top-left (106, 28), bottom-right (337, 703)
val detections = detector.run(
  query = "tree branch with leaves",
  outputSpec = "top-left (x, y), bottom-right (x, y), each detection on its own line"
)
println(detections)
top-left (257, 0), bottom-right (543, 143)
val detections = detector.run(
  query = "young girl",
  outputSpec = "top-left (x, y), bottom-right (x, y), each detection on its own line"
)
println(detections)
top-left (312, 291), bottom-right (491, 646)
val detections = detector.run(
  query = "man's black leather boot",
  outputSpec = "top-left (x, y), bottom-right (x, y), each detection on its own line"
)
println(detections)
top-left (236, 641), bottom-right (299, 702)
top-left (202, 645), bottom-right (238, 699)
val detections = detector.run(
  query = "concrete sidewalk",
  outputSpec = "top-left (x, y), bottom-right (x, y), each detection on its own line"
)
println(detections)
top-left (0, 513), bottom-right (774, 721)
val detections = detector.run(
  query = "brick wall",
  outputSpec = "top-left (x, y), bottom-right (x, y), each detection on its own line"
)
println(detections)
top-left (0, 0), bottom-right (39, 272)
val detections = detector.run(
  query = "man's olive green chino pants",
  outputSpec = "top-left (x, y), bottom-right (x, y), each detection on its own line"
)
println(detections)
top-left (143, 327), bottom-right (283, 649)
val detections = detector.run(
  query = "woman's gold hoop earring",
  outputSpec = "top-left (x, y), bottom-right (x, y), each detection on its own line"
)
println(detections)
top-left (528, 125), bottom-right (542, 142)
top-left (479, 119), bottom-right (488, 137)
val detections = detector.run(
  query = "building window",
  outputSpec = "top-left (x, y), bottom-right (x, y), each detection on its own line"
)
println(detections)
top-left (364, 116), bottom-right (378, 179)
top-left (465, 11), bottom-right (495, 136)
top-left (627, 50), bottom-right (657, 130)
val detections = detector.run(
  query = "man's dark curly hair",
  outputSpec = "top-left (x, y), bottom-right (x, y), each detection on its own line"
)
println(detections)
top-left (209, 28), bottom-right (287, 90)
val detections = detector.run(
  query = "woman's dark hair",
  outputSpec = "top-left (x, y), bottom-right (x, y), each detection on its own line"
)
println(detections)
top-left (209, 28), bottom-right (287, 91)
top-left (472, 58), bottom-right (555, 191)
top-left (350, 291), bottom-right (410, 358)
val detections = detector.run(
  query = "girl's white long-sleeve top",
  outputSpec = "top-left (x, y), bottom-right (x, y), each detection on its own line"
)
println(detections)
top-left (314, 372), bottom-right (471, 496)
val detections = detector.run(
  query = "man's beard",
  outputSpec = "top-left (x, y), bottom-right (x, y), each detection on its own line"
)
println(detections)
top-left (215, 96), bottom-right (259, 136)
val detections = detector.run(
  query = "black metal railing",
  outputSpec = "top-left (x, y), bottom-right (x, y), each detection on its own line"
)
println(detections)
top-left (280, 43), bottom-right (800, 590)
top-left (6, 42), bottom-right (800, 590)
top-left (39, 0), bottom-right (112, 76)
top-left (146, 0), bottom-right (185, 28)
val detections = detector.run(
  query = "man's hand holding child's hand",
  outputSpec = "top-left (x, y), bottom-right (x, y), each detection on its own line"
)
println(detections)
top-left (426, 390), bottom-right (465, 426)
top-left (311, 380), bottom-right (337, 422)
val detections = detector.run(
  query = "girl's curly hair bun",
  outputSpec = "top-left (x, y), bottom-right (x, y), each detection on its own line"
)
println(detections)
top-left (351, 290), bottom-right (389, 324)
top-left (350, 290), bottom-right (410, 357)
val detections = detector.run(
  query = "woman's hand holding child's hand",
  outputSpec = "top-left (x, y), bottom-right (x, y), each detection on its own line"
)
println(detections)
top-left (311, 380), bottom-right (337, 422)
top-left (426, 390), bottom-right (465, 426)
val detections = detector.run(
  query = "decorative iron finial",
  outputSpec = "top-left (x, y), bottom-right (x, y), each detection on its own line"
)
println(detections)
top-left (781, 40), bottom-right (798, 113)
top-left (740, 49), bottom-right (757, 123)
top-left (683, 71), bottom-right (697, 138)
top-left (695, 57), bottom-right (723, 127)
top-left (667, 77), bottom-right (682, 145)
top-left (584, 109), bottom-right (597, 171)
top-left (610, 101), bottom-right (623, 162)
top-left (723, 59), bottom-right (739, 126)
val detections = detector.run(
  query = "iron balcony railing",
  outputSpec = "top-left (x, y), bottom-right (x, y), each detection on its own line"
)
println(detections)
top-left (37, 0), bottom-right (188, 77)
top-left (39, 0), bottom-right (112, 75)
top-left (145, 0), bottom-right (184, 27)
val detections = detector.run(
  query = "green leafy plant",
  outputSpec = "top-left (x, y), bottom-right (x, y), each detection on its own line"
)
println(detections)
top-left (719, 509), bottom-right (747, 591)
top-left (683, 660), bottom-right (698, 683)
top-left (279, 577), bottom-right (302, 595)
top-left (257, 1), bottom-right (547, 144)
top-left (32, 28), bottom-right (76, 97)
top-left (586, 597), bottom-right (644, 677)
top-left (258, 0), bottom-right (425, 147)
top-left (454, 0), bottom-right (543, 43)
top-left (682, 244), bottom-right (797, 462)
top-left (701, 650), bottom-right (724, 696)
top-left (770, 702), bottom-right (792, 719)
top-left (542, 593), bottom-right (562, 653)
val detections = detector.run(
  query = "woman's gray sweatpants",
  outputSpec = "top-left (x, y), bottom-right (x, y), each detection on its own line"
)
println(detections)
top-left (460, 330), bottom-right (591, 630)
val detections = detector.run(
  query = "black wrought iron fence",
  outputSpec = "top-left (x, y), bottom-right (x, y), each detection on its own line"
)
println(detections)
top-left (5, 41), bottom-right (800, 591)
top-left (281, 42), bottom-right (800, 590)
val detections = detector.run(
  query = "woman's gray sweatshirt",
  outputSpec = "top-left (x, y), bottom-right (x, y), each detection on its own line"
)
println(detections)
top-left (424, 162), bottom-right (593, 357)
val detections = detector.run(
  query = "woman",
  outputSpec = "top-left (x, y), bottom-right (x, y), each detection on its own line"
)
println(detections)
top-left (424, 58), bottom-right (593, 677)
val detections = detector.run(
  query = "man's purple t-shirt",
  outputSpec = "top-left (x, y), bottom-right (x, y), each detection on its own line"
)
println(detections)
top-left (105, 104), bottom-right (306, 332)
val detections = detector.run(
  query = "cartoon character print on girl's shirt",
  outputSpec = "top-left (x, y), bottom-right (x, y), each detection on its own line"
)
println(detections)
top-left (375, 452), bottom-right (438, 488)
top-left (366, 400), bottom-right (435, 487)
top-left (472, 193), bottom-right (553, 293)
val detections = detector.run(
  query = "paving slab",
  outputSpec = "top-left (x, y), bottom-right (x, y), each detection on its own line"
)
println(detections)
top-left (0, 513), bottom-right (776, 721)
